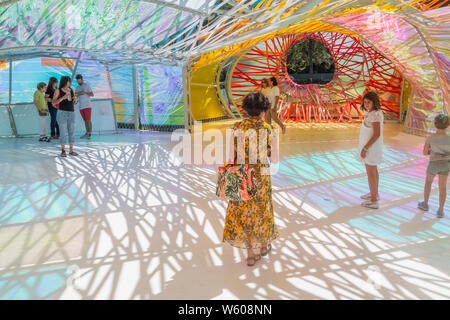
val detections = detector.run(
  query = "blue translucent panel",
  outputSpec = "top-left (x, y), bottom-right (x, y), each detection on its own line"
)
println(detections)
top-left (109, 66), bottom-right (134, 124)
top-left (9, 103), bottom-right (42, 135)
top-left (0, 62), bottom-right (12, 136)
top-left (137, 64), bottom-right (184, 126)
top-left (0, 106), bottom-right (12, 136)
top-left (11, 58), bottom-right (73, 104)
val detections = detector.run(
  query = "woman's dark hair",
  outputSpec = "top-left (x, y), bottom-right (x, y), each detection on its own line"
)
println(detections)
top-left (270, 77), bottom-right (278, 86)
top-left (47, 77), bottom-right (57, 90)
top-left (59, 76), bottom-right (71, 89)
top-left (242, 92), bottom-right (270, 116)
top-left (434, 114), bottom-right (449, 130)
top-left (360, 91), bottom-right (381, 111)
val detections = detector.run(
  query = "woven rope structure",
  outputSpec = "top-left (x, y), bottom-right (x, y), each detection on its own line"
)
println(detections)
top-left (229, 32), bottom-right (403, 122)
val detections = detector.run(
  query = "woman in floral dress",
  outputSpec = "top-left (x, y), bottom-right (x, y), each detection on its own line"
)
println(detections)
top-left (223, 92), bottom-right (280, 266)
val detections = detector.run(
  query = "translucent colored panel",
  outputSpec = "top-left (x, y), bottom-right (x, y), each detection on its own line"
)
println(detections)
top-left (325, 12), bottom-right (446, 132)
top-left (190, 61), bottom-right (228, 120)
top-left (109, 66), bottom-right (134, 124)
top-left (0, 0), bottom-right (199, 52)
top-left (71, 99), bottom-right (116, 134)
top-left (0, 61), bottom-right (9, 104)
top-left (137, 64), bottom-right (184, 126)
top-left (10, 103), bottom-right (43, 135)
top-left (11, 58), bottom-right (73, 104)
top-left (10, 99), bottom-right (115, 135)
top-left (74, 59), bottom-right (111, 99)
top-left (0, 106), bottom-right (12, 136)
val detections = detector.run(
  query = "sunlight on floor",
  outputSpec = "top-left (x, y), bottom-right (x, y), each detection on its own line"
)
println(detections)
top-left (0, 124), bottom-right (448, 300)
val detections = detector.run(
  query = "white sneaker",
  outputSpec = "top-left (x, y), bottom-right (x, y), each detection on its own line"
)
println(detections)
top-left (360, 193), bottom-right (380, 201)
top-left (362, 200), bottom-right (379, 209)
top-left (80, 133), bottom-right (89, 139)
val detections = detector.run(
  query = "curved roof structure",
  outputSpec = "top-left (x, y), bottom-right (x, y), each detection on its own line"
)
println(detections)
top-left (0, 1), bottom-right (446, 62)
top-left (0, 0), bottom-right (448, 132)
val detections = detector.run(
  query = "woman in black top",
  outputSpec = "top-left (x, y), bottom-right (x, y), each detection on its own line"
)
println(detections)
top-left (53, 76), bottom-right (78, 157)
top-left (45, 77), bottom-right (59, 139)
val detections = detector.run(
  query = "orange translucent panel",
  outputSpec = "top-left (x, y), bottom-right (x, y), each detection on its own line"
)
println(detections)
top-left (40, 58), bottom-right (74, 68)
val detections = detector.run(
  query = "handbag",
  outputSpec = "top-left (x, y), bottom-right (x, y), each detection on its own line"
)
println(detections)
top-left (216, 122), bottom-right (257, 201)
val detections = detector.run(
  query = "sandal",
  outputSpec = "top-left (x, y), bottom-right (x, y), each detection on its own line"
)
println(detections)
top-left (261, 244), bottom-right (272, 256)
top-left (69, 151), bottom-right (79, 156)
top-left (418, 201), bottom-right (429, 211)
top-left (247, 256), bottom-right (256, 267)
top-left (61, 150), bottom-right (67, 157)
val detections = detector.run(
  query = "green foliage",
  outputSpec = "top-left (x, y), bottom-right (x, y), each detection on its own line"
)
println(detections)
top-left (286, 39), bottom-right (334, 75)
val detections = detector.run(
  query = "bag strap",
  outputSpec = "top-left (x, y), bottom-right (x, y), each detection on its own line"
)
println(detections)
top-left (235, 121), bottom-right (246, 165)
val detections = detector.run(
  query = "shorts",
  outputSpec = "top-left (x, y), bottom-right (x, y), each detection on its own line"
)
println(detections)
top-left (426, 160), bottom-right (450, 176)
top-left (80, 108), bottom-right (91, 121)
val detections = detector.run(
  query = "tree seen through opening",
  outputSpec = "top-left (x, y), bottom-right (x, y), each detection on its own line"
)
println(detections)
top-left (286, 39), bottom-right (335, 85)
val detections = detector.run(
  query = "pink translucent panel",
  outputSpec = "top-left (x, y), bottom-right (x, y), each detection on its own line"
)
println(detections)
top-left (326, 10), bottom-right (448, 133)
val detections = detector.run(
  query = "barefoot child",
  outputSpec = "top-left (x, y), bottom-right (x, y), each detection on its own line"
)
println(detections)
top-left (358, 91), bottom-right (383, 209)
top-left (418, 114), bottom-right (449, 218)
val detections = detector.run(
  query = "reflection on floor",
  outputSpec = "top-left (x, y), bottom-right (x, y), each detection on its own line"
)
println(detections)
top-left (0, 123), bottom-right (449, 300)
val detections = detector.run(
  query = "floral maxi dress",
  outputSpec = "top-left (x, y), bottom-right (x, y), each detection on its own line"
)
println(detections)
top-left (222, 118), bottom-right (279, 249)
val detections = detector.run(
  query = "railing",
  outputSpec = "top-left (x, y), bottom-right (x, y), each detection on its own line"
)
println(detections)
top-left (0, 98), bottom-right (117, 137)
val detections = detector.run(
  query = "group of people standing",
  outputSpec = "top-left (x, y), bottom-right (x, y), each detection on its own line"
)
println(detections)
top-left (33, 74), bottom-right (94, 157)
top-left (222, 89), bottom-right (449, 267)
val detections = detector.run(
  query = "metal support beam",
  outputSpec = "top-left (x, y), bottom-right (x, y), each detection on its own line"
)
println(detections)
top-left (190, 82), bottom-right (218, 87)
top-left (106, 64), bottom-right (118, 133)
top-left (189, 0), bottom-right (323, 58)
top-left (399, 77), bottom-right (406, 123)
top-left (8, 59), bottom-right (12, 105)
top-left (70, 52), bottom-right (82, 82)
top-left (226, 52), bottom-right (245, 118)
top-left (7, 58), bottom-right (18, 137)
top-left (0, 0), bottom-right (20, 8)
top-left (214, 59), bottom-right (235, 119)
top-left (183, 62), bottom-right (192, 132)
top-left (140, 0), bottom-right (207, 17)
top-left (132, 64), bottom-right (140, 130)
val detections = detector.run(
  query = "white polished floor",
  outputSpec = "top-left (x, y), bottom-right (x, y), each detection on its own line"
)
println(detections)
top-left (0, 122), bottom-right (449, 300)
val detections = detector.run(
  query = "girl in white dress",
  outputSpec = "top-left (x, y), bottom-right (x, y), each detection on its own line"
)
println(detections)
top-left (358, 92), bottom-right (384, 209)
top-left (260, 78), bottom-right (272, 102)
top-left (267, 77), bottom-right (286, 134)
